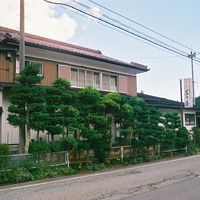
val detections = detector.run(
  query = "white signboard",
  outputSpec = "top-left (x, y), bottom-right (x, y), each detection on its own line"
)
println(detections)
top-left (184, 78), bottom-right (193, 108)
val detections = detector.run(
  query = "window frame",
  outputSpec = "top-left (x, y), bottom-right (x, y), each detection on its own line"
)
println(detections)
top-left (71, 67), bottom-right (118, 92)
top-left (16, 59), bottom-right (43, 75)
top-left (71, 68), bottom-right (78, 87)
top-left (185, 113), bottom-right (196, 126)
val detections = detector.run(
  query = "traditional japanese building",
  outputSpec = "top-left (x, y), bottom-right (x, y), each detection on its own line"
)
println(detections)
top-left (0, 26), bottom-right (148, 151)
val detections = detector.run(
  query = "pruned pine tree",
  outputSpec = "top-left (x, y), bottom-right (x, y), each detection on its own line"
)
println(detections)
top-left (45, 84), bottom-right (64, 141)
top-left (129, 97), bottom-right (163, 155)
top-left (53, 78), bottom-right (80, 137)
top-left (162, 112), bottom-right (181, 150)
top-left (45, 78), bottom-right (79, 141)
top-left (7, 63), bottom-right (45, 153)
top-left (78, 87), bottom-right (111, 162)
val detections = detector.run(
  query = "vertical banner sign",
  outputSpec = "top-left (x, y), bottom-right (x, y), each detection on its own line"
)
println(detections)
top-left (184, 78), bottom-right (193, 108)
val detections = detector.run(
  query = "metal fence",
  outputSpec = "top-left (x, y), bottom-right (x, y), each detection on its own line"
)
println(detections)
top-left (0, 146), bottom-right (131, 170)
top-left (0, 146), bottom-right (188, 170)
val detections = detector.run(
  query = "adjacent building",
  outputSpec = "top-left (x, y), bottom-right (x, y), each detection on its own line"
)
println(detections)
top-left (138, 93), bottom-right (198, 132)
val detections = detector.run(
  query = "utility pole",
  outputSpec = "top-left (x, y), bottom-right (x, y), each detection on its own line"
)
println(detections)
top-left (19, 0), bottom-right (25, 153)
top-left (188, 51), bottom-right (196, 107)
top-left (180, 79), bottom-right (184, 125)
top-left (19, 0), bottom-right (25, 71)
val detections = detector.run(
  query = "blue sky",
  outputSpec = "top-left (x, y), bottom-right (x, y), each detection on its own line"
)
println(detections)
top-left (1, 0), bottom-right (200, 101)
top-left (61, 0), bottom-right (200, 100)
top-left (64, 0), bottom-right (200, 101)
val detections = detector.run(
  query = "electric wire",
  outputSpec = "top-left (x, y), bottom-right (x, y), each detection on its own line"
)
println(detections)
top-left (43, 0), bottom-right (200, 64)
top-left (75, 1), bottom-right (188, 56)
top-left (87, 0), bottom-right (200, 55)
top-left (65, 7), bottom-right (186, 60)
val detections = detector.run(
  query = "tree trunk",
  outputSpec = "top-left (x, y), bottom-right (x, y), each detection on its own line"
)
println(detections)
top-left (37, 131), bottom-right (40, 140)
top-left (51, 134), bottom-right (54, 141)
top-left (19, 125), bottom-right (25, 153)
top-left (47, 134), bottom-right (50, 143)
top-left (24, 125), bottom-right (31, 154)
top-left (24, 104), bottom-right (30, 154)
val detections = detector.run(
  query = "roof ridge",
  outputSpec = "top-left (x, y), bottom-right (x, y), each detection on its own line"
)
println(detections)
top-left (0, 26), bottom-right (148, 71)
top-left (138, 93), bottom-right (180, 102)
top-left (0, 26), bottom-right (102, 55)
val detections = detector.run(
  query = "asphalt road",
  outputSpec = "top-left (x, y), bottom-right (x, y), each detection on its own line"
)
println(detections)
top-left (1, 155), bottom-right (200, 200)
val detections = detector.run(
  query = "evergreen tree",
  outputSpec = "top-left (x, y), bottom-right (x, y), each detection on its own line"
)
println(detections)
top-left (7, 63), bottom-right (44, 153)
top-left (162, 112), bottom-right (181, 150)
top-left (129, 97), bottom-right (163, 155)
top-left (102, 94), bottom-right (133, 145)
top-left (175, 126), bottom-right (190, 148)
top-left (45, 78), bottom-right (79, 141)
top-left (78, 87), bottom-right (111, 162)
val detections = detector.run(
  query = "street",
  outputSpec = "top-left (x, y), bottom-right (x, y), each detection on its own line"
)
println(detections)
top-left (0, 155), bottom-right (200, 200)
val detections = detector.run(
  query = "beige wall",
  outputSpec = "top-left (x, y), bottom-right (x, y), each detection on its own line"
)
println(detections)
top-left (118, 75), bottom-right (137, 96)
top-left (40, 60), bottom-right (57, 86)
top-left (118, 76), bottom-right (128, 94)
top-left (58, 65), bottom-right (71, 81)
top-left (127, 76), bottom-right (137, 96)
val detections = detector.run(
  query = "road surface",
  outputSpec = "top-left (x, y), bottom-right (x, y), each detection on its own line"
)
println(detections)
top-left (1, 155), bottom-right (200, 200)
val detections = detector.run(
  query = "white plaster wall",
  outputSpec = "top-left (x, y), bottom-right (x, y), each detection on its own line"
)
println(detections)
top-left (0, 90), bottom-right (2, 107)
top-left (1, 90), bottom-right (50, 145)
top-left (1, 90), bottom-right (19, 144)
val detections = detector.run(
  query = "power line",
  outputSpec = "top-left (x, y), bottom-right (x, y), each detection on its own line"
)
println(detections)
top-left (43, 0), bottom-right (200, 65)
top-left (75, 1), bottom-right (188, 56)
top-left (58, 2), bottom-right (200, 64)
top-left (132, 56), bottom-right (179, 59)
top-left (60, 3), bottom-right (185, 59)
top-left (44, 0), bottom-right (198, 62)
top-left (87, 0), bottom-right (200, 55)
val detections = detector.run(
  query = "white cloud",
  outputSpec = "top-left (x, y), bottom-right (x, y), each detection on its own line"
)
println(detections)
top-left (89, 6), bottom-right (101, 19)
top-left (81, 5), bottom-right (101, 30)
top-left (0, 0), bottom-right (77, 41)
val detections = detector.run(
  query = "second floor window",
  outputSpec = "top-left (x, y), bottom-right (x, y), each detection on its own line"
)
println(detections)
top-left (79, 69), bottom-right (85, 87)
top-left (71, 69), bottom-right (78, 86)
top-left (71, 68), bottom-right (118, 91)
top-left (102, 73), bottom-right (118, 91)
top-left (16, 59), bottom-right (43, 75)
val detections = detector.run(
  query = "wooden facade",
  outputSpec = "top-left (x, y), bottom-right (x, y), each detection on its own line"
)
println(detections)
top-left (0, 52), bottom-right (15, 83)
top-left (0, 52), bottom-right (139, 96)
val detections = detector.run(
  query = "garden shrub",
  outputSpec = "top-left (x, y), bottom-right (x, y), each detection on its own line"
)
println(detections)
top-left (30, 168), bottom-right (46, 180)
top-left (85, 163), bottom-right (106, 171)
top-left (4, 168), bottom-right (33, 184)
top-left (0, 144), bottom-right (10, 171)
top-left (48, 141), bottom-right (61, 152)
top-left (60, 136), bottom-right (78, 151)
top-left (175, 127), bottom-right (190, 148)
top-left (0, 144), bottom-right (10, 156)
top-left (192, 127), bottom-right (200, 148)
top-left (29, 139), bottom-right (50, 155)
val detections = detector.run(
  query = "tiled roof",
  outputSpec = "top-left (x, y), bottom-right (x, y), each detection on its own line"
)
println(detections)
top-left (0, 26), bottom-right (148, 71)
top-left (137, 93), bottom-right (182, 109)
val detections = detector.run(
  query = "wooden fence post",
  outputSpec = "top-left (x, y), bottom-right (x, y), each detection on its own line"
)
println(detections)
top-left (120, 146), bottom-right (124, 163)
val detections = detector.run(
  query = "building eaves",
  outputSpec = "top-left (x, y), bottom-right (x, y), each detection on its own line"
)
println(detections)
top-left (0, 26), bottom-right (149, 72)
top-left (137, 93), bottom-right (182, 109)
